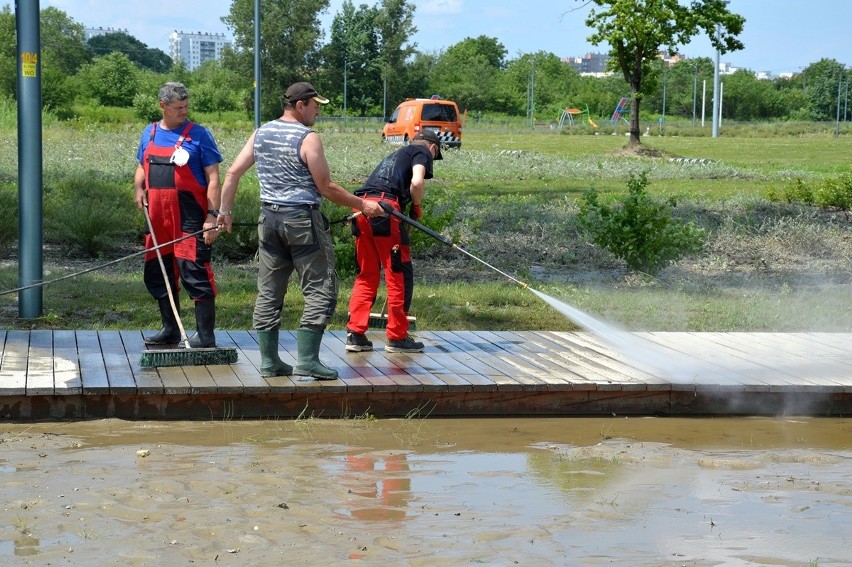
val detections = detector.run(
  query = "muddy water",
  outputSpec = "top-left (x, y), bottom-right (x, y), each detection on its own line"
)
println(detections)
top-left (1, 417), bottom-right (850, 566)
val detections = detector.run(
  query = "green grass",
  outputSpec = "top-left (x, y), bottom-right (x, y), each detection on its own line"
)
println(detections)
top-left (3, 262), bottom-right (851, 332)
top-left (2, 119), bottom-right (851, 333)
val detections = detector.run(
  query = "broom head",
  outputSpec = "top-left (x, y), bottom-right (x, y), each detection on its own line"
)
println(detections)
top-left (140, 346), bottom-right (238, 367)
top-left (367, 312), bottom-right (417, 330)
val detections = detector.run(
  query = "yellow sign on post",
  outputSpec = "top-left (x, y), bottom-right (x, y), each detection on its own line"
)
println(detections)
top-left (21, 52), bottom-right (38, 77)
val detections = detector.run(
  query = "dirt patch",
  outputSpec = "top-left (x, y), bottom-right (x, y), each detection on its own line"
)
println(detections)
top-left (612, 143), bottom-right (679, 159)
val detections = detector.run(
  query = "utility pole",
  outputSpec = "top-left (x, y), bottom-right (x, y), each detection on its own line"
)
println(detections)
top-left (692, 64), bottom-right (698, 127)
top-left (343, 58), bottom-right (348, 129)
top-left (836, 74), bottom-right (842, 138)
top-left (526, 58), bottom-right (535, 128)
top-left (16, 0), bottom-right (44, 318)
top-left (712, 26), bottom-right (721, 138)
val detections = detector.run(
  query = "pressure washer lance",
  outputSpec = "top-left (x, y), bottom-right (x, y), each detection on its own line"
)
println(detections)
top-left (377, 200), bottom-right (528, 289)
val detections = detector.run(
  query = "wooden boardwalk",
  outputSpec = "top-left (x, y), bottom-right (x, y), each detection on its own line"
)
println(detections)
top-left (0, 329), bottom-right (850, 419)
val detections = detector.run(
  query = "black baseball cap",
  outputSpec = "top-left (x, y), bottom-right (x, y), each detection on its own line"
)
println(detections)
top-left (414, 130), bottom-right (443, 160)
top-left (285, 82), bottom-right (329, 104)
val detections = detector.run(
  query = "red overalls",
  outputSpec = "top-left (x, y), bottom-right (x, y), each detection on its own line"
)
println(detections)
top-left (142, 121), bottom-right (216, 302)
top-left (348, 195), bottom-right (413, 340)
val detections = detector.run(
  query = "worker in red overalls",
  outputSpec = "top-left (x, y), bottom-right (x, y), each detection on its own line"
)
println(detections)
top-left (133, 82), bottom-right (223, 347)
top-left (345, 130), bottom-right (442, 353)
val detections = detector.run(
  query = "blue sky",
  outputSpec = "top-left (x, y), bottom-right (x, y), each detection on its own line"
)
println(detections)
top-left (38, 0), bottom-right (850, 75)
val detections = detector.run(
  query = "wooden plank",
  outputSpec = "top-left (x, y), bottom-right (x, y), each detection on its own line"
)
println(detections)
top-left (120, 330), bottom-right (163, 394)
top-left (490, 331), bottom-right (607, 388)
top-left (439, 331), bottom-right (532, 387)
top-left (461, 331), bottom-right (564, 391)
top-left (0, 330), bottom-right (28, 396)
top-left (76, 330), bottom-right (110, 394)
top-left (207, 331), bottom-right (256, 393)
top-left (157, 363), bottom-right (190, 395)
top-left (551, 331), bottom-right (688, 391)
top-left (638, 332), bottom-right (762, 387)
top-left (409, 331), bottom-right (484, 376)
top-left (672, 332), bottom-right (803, 388)
top-left (708, 332), bottom-right (851, 390)
top-left (224, 331), bottom-right (274, 392)
top-left (530, 331), bottom-right (669, 388)
top-left (415, 331), bottom-right (497, 390)
top-left (98, 331), bottom-right (137, 394)
top-left (325, 330), bottom-right (442, 391)
top-left (701, 333), bottom-right (844, 386)
top-left (182, 364), bottom-right (218, 394)
top-left (793, 332), bottom-right (852, 357)
top-left (27, 330), bottom-right (54, 396)
top-left (321, 331), bottom-right (394, 387)
top-left (53, 330), bottom-right (81, 395)
top-left (806, 332), bottom-right (852, 355)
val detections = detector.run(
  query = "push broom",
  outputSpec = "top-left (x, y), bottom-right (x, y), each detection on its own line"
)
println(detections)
top-left (139, 206), bottom-right (237, 367)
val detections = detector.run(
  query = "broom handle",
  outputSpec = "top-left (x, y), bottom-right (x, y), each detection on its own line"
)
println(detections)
top-left (143, 205), bottom-right (191, 348)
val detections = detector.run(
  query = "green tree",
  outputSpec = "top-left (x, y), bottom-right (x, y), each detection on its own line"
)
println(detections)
top-left (223, 0), bottom-right (329, 121)
top-left (0, 6), bottom-right (16, 99)
top-left (376, 0), bottom-right (418, 117)
top-left (0, 6), bottom-right (91, 110)
top-left (718, 69), bottom-right (786, 121)
top-left (799, 58), bottom-right (848, 121)
top-left (430, 36), bottom-right (507, 112)
top-left (640, 57), bottom-right (715, 122)
top-left (190, 60), bottom-right (244, 113)
top-left (88, 32), bottom-right (172, 73)
top-left (774, 75), bottom-right (812, 121)
top-left (324, 0), bottom-right (382, 116)
top-left (40, 7), bottom-right (90, 75)
top-left (77, 52), bottom-right (140, 107)
top-left (584, 0), bottom-right (744, 146)
top-left (504, 52), bottom-right (581, 121)
top-left (397, 50), bottom-right (436, 102)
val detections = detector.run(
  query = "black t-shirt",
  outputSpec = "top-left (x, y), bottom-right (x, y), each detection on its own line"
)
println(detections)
top-left (357, 145), bottom-right (433, 206)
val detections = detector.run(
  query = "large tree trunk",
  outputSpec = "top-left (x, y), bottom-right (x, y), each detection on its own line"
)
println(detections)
top-left (629, 93), bottom-right (641, 146)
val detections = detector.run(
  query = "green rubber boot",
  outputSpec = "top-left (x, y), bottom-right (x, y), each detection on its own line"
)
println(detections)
top-left (257, 330), bottom-right (293, 377)
top-left (294, 327), bottom-right (339, 380)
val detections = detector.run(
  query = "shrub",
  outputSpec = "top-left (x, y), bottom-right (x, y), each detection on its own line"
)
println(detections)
top-left (44, 176), bottom-right (139, 257)
top-left (577, 171), bottom-right (705, 275)
top-left (771, 175), bottom-right (852, 211)
top-left (0, 183), bottom-right (17, 258)
top-left (814, 174), bottom-right (852, 210)
top-left (133, 92), bottom-right (162, 123)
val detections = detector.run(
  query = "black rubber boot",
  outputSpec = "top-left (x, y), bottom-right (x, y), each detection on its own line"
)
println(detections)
top-left (294, 327), bottom-right (339, 380)
top-left (144, 297), bottom-right (181, 345)
top-left (257, 329), bottom-right (293, 377)
top-left (188, 299), bottom-right (216, 348)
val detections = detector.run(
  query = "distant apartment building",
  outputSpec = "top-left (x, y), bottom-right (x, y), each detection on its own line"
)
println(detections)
top-left (84, 26), bottom-right (130, 41)
top-left (169, 31), bottom-right (232, 71)
top-left (563, 52), bottom-right (609, 75)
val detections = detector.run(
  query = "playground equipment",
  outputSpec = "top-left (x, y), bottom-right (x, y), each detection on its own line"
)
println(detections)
top-left (558, 104), bottom-right (598, 128)
top-left (610, 97), bottom-right (630, 125)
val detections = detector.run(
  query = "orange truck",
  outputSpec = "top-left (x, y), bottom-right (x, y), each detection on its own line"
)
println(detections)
top-left (382, 97), bottom-right (462, 149)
